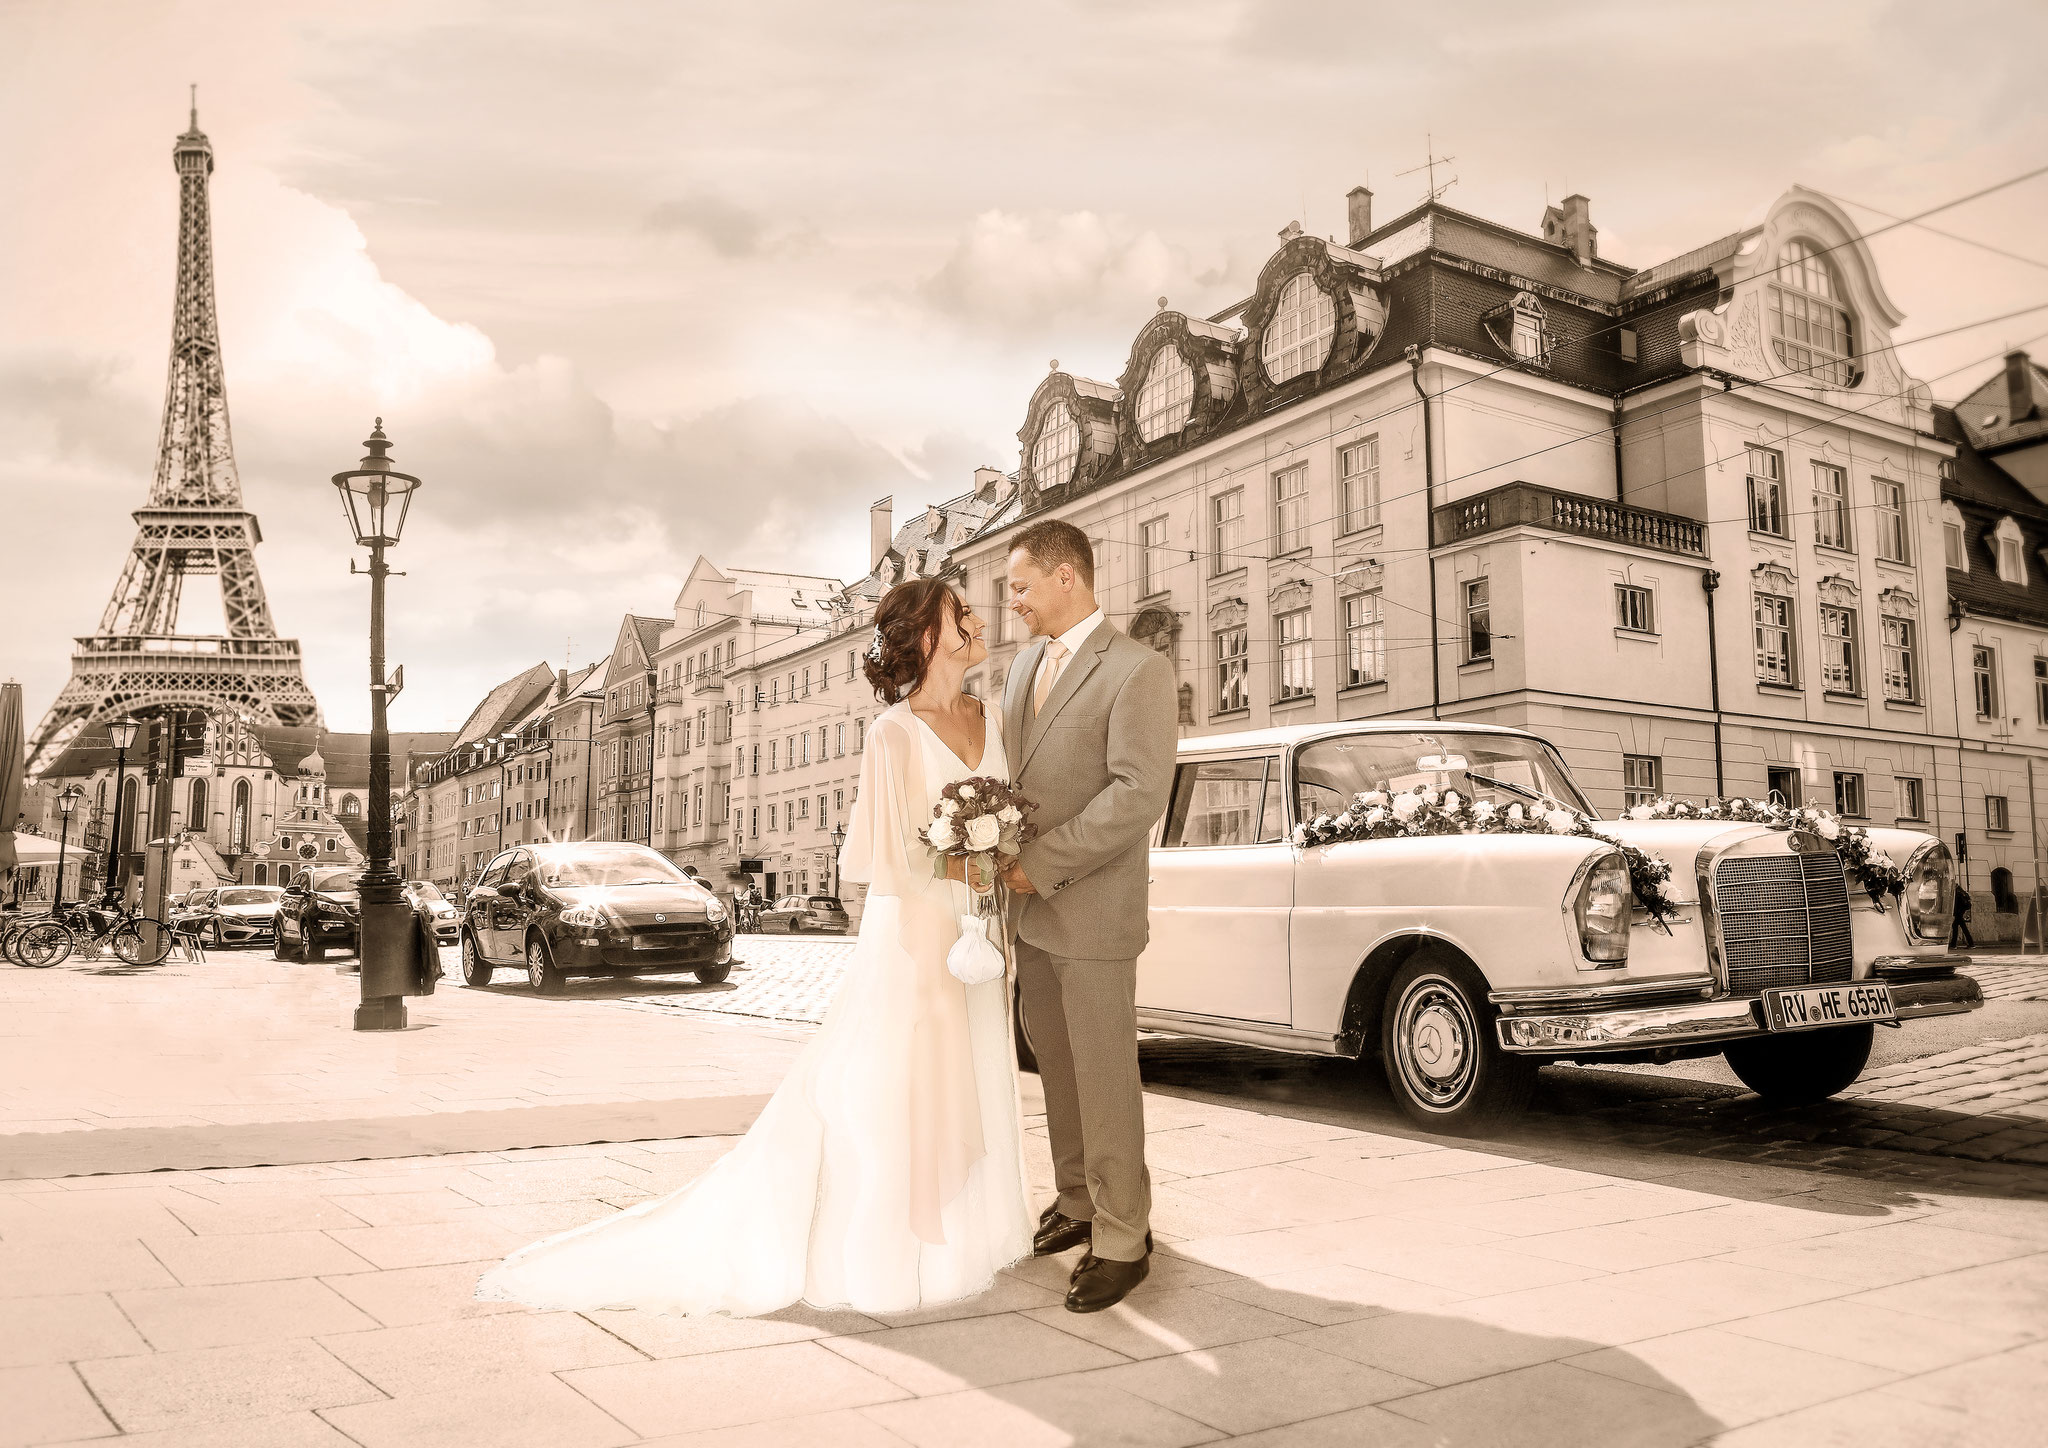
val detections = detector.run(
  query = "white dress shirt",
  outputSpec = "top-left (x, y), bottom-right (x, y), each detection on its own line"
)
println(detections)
top-left (1032, 607), bottom-right (1104, 715)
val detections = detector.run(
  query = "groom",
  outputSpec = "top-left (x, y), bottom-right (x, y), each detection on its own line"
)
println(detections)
top-left (999, 519), bottom-right (1178, 1313)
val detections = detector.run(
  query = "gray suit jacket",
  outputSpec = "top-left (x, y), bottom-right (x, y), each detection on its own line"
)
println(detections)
top-left (1003, 621), bottom-right (1179, 960)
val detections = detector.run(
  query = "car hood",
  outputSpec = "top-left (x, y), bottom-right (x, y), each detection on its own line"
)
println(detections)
top-left (551, 883), bottom-right (717, 924)
top-left (219, 903), bottom-right (280, 918)
top-left (1596, 817), bottom-right (1939, 906)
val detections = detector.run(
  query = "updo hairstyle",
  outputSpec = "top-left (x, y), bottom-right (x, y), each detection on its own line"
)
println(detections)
top-left (863, 579), bottom-right (964, 705)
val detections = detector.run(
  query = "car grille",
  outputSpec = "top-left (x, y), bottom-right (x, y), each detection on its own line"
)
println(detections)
top-left (1711, 850), bottom-right (1854, 995)
top-left (627, 922), bottom-right (714, 945)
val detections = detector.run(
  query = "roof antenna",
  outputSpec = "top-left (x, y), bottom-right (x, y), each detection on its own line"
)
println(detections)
top-left (1399, 133), bottom-right (1459, 205)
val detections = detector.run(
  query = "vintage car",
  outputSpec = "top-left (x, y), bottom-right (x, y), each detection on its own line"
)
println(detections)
top-left (1123, 720), bottom-right (1980, 1133)
top-left (460, 841), bottom-right (735, 993)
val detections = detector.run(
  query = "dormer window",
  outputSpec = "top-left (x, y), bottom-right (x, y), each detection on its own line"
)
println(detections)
top-left (1943, 503), bottom-right (1968, 571)
top-left (1136, 345), bottom-right (1194, 442)
top-left (1770, 239), bottom-right (1857, 387)
top-left (1261, 274), bottom-right (1335, 384)
top-left (695, 602), bottom-right (707, 629)
top-left (1509, 294), bottom-right (1548, 362)
top-left (1032, 403), bottom-right (1081, 488)
top-left (1994, 516), bottom-right (2029, 585)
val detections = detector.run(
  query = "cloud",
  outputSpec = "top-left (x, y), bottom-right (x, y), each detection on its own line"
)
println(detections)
top-left (645, 193), bottom-right (772, 258)
top-left (918, 210), bottom-right (1241, 340)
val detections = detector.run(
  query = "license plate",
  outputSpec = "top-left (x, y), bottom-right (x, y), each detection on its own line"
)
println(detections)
top-left (633, 935), bottom-right (667, 950)
top-left (1762, 981), bottom-right (1895, 1032)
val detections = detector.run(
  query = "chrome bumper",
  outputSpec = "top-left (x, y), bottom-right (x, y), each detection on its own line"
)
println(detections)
top-left (1496, 970), bottom-right (1983, 1054)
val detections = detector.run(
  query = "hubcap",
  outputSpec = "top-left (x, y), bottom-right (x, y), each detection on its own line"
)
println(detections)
top-left (1396, 977), bottom-right (1477, 1109)
top-left (528, 944), bottom-right (545, 987)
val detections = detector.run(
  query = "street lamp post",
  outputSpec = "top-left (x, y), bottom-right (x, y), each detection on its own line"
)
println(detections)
top-left (53, 785), bottom-right (84, 910)
top-left (830, 822), bottom-right (846, 899)
top-left (333, 419), bottom-right (421, 1032)
top-left (645, 669), bottom-right (658, 849)
top-left (101, 715), bottom-right (140, 904)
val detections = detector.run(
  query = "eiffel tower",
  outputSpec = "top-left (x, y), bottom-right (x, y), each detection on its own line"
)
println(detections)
top-left (26, 96), bottom-right (320, 781)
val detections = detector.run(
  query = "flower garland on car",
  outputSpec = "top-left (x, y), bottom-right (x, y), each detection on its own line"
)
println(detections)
top-left (1620, 795), bottom-right (1907, 910)
top-left (1289, 787), bottom-right (1680, 928)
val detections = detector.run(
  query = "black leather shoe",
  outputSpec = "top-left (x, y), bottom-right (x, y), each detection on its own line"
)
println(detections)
top-left (1065, 1250), bottom-right (1149, 1313)
top-left (1033, 1211), bottom-right (1092, 1257)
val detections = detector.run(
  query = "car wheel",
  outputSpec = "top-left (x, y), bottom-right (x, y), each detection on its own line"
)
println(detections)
top-left (460, 930), bottom-right (494, 987)
top-left (1380, 954), bottom-right (1535, 1134)
top-left (272, 921), bottom-right (290, 961)
top-left (1723, 1024), bottom-right (1873, 1106)
top-left (694, 962), bottom-right (733, 985)
top-left (526, 934), bottom-right (565, 995)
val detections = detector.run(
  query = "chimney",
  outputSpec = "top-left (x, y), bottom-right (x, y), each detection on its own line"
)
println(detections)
top-left (1560, 194), bottom-right (1597, 266)
top-left (2006, 350), bottom-right (2037, 424)
top-left (556, 668), bottom-right (568, 702)
top-left (1346, 186), bottom-right (1374, 247)
top-left (973, 466), bottom-right (1004, 501)
top-left (870, 496), bottom-right (894, 570)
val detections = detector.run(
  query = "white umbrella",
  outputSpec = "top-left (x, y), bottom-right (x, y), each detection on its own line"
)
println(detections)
top-left (5, 831), bottom-right (65, 865)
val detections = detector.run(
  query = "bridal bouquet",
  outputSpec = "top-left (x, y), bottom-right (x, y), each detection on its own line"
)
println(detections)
top-left (920, 776), bottom-right (1039, 985)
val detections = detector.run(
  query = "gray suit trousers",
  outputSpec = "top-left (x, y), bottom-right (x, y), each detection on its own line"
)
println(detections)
top-left (1014, 938), bottom-right (1151, 1261)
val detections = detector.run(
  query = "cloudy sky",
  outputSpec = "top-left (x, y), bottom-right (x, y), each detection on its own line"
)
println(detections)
top-left (4, 0), bottom-right (2046, 732)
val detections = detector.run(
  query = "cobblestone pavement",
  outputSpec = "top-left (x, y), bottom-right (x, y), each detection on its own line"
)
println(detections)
top-left (1961, 961), bottom-right (2048, 1001)
top-left (614, 934), bottom-right (855, 1025)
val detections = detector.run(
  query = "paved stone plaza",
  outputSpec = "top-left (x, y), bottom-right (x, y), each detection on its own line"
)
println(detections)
top-left (1, 944), bottom-right (2043, 1446)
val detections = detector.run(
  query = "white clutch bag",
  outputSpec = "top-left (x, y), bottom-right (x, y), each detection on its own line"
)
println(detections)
top-left (947, 913), bottom-right (1006, 985)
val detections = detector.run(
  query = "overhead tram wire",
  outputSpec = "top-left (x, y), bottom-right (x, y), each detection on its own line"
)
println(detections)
top-left (1069, 323), bottom-right (2048, 606)
top-left (1819, 191), bottom-right (2048, 276)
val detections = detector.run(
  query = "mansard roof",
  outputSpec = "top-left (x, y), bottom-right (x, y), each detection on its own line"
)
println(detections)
top-left (1956, 350), bottom-right (2048, 454)
top-left (1936, 403), bottom-right (2048, 628)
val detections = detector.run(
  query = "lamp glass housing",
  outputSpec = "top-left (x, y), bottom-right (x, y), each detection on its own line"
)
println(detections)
top-left (108, 716), bottom-right (140, 751)
top-left (58, 786), bottom-right (83, 816)
top-left (334, 468), bottom-right (420, 546)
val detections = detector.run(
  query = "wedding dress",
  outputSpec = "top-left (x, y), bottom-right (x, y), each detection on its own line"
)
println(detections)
top-left (477, 699), bottom-right (1034, 1316)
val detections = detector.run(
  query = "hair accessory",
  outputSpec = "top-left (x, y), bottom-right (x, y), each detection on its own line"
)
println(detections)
top-left (866, 625), bottom-right (886, 662)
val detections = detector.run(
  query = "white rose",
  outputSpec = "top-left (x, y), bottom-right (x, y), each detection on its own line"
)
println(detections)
top-left (940, 800), bottom-right (961, 817)
top-left (1817, 818), bottom-right (1841, 841)
top-left (1506, 803), bottom-right (1525, 823)
top-left (1442, 791), bottom-right (1463, 811)
top-left (1391, 794), bottom-right (1422, 820)
top-left (1544, 808), bottom-right (1578, 835)
top-left (1472, 800), bottom-right (1496, 819)
top-left (1364, 807), bottom-right (1389, 825)
top-left (1627, 804), bottom-right (1653, 821)
top-left (1360, 790), bottom-right (1389, 807)
top-left (1314, 814), bottom-right (1333, 830)
top-left (957, 784), bottom-right (977, 800)
top-left (965, 815), bottom-right (1000, 851)
top-left (1289, 825), bottom-right (1308, 846)
top-left (928, 818), bottom-right (958, 850)
top-left (997, 805), bottom-right (1022, 825)
top-left (1419, 788), bottom-right (1439, 807)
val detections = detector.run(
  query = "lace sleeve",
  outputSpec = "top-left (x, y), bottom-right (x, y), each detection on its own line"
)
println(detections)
top-left (837, 713), bottom-right (934, 900)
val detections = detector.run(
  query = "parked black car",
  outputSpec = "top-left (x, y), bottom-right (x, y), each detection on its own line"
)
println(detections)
top-left (459, 842), bottom-right (734, 994)
top-left (273, 866), bottom-right (363, 961)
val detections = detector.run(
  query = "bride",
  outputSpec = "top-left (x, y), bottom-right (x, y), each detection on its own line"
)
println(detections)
top-left (477, 578), bottom-right (1034, 1316)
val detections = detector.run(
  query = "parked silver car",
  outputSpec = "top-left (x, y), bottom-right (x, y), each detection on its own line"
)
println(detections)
top-left (185, 885), bottom-right (286, 947)
top-left (758, 894), bottom-right (851, 934)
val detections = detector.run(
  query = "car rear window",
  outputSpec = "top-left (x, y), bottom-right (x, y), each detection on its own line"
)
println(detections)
top-left (808, 896), bottom-right (842, 908)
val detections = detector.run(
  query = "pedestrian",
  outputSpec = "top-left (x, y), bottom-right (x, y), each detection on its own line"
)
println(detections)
top-left (1951, 884), bottom-right (1975, 948)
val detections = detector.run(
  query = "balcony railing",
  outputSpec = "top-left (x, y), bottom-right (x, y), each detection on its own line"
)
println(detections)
top-left (1433, 482), bottom-right (1708, 559)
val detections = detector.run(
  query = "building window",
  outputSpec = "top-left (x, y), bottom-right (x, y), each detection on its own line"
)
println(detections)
top-left (1873, 479), bottom-right (1908, 563)
top-left (1945, 515), bottom-right (1968, 571)
top-left (1754, 593), bottom-right (1795, 685)
top-left (1615, 584), bottom-right (1655, 634)
top-left (1141, 516), bottom-right (1169, 598)
top-left (1747, 448), bottom-right (1786, 536)
top-left (1812, 463), bottom-right (1851, 550)
top-left (2037, 658), bottom-right (2048, 724)
top-left (1767, 765), bottom-right (1802, 806)
top-left (1261, 273), bottom-right (1335, 384)
top-left (816, 794), bottom-right (826, 826)
top-left (1211, 489), bottom-right (1244, 573)
top-left (1995, 518), bottom-right (2029, 585)
top-left (1897, 776), bottom-right (1925, 820)
top-left (1339, 437), bottom-right (1379, 534)
top-left (1464, 578), bottom-right (1491, 661)
top-left (1988, 795), bottom-right (2012, 833)
top-left (769, 741), bottom-right (778, 772)
top-left (1818, 605), bottom-right (1858, 694)
top-left (1974, 645), bottom-right (1999, 718)
top-left (231, 779), bottom-right (250, 852)
top-left (768, 803), bottom-right (778, 832)
top-left (1344, 592), bottom-right (1384, 687)
top-left (1833, 772), bottom-right (1866, 818)
top-left (1273, 466), bottom-right (1309, 555)
top-left (1216, 626), bottom-right (1249, 713)
top-left (1508, 294), bottom-right (1547, 361)
top-left (1032, 402), bottom-right (1081, 489)
top-left (1275, 609), bottom-right (1313, 700)
top-left (835, 723), bottom-right (846, 756)
top-left (1623, 755), bottom-right (1661, 809)
top-left (1136, 346), bottom-right (1194, 442)
top-left (750, 807), bottom-right (758, 838)
top-left (1770, 238), bottom-right (1856, 387)
top-left (1882, 617), bottom-right (1918, 702)
top-left (856, 718), bottom-right (867, 751)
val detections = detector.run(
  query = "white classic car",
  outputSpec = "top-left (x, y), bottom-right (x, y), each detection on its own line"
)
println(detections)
top-left (1125, 720), bottom-right (1981, 1132)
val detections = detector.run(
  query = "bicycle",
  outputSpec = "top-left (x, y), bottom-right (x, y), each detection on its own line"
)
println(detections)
top-left (2, 910), bottom-right (59, 966)
top-left (9, 901), bottom-right (173, 968)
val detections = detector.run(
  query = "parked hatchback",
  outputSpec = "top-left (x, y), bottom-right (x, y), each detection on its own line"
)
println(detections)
top-left (460, 842), bottom-right (734, 994)
top-left (405, 881), bottom-right (461, 947)
top-left (759, 895), bottom-right (851, 934)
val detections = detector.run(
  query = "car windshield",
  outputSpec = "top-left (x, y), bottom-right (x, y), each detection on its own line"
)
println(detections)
top-left (1294, 731), bottom-right (1594, 821)
top-left (534, 845), bottom-right (692, 889)
top-left (307, 869), bottom-right (363, 894)
top-left (218, 889), bottom-right (278, 906)
top-left (408, 882), bottom-right (447, 904)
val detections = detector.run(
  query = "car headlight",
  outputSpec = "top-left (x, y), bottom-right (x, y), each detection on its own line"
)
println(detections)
top-left (434, 906), bottom-right (456, 919)
top-left (704, 899), bottom-right (727, 923)
top-left (1573, 849), bottom-right (1632, 964)
top-left (560, 904), bottom-right (605, 929)
top-left (1903, 838), bottom-right (1955, 944)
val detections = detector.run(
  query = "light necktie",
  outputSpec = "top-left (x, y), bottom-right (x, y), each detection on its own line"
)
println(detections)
top-left (1033, 639), bottom-right (1070, 714)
